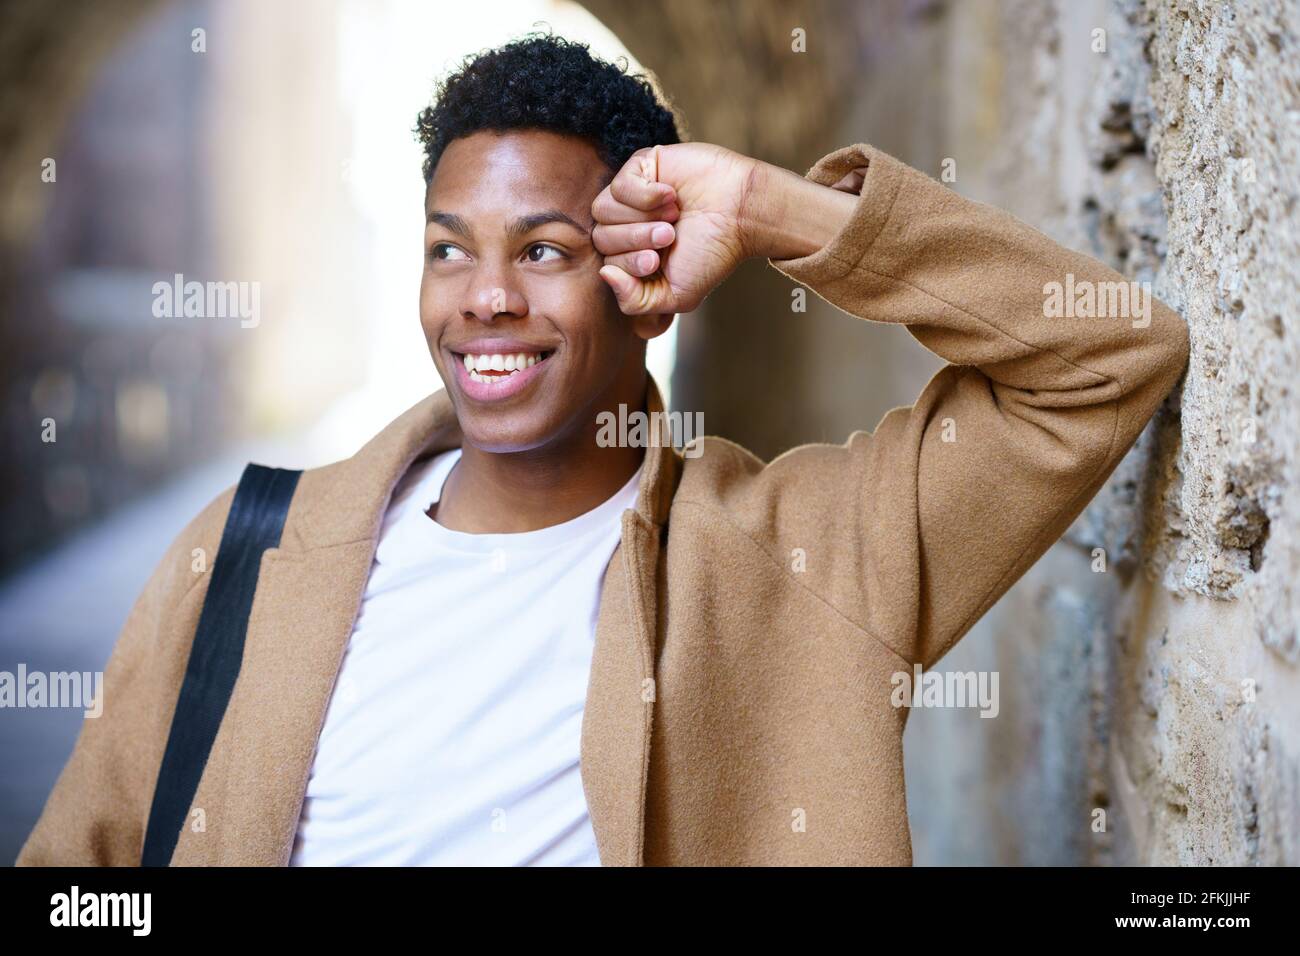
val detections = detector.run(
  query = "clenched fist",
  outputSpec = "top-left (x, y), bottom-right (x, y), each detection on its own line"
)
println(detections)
top-left (592, 142), bottom-right (861, 316)
top-left (592, 143), bottom-right (760, 315)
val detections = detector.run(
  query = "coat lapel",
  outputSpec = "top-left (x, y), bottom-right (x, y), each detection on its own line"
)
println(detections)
top-left (181, 378), bottom-right (680, 866)
top-left (580, 512), bottom-right (660, 866)
top-left (581, 382), bottom-right (682, 865)
top-left (199, 542), bottom-right (377, 865)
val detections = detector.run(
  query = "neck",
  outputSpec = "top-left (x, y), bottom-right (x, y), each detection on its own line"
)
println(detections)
top-left (431, 381), bottom-right (649, 534)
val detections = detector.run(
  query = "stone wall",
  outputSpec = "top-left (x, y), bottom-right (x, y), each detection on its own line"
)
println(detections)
top-left (892, 0), bottom-right (1300, 865)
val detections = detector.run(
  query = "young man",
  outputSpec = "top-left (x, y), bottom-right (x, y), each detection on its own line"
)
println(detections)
top-left (18, 35), bottom-right (1188, 866)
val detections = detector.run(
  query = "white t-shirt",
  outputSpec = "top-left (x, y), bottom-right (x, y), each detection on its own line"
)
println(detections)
top-left (289, 446), bottom-right (641, 866)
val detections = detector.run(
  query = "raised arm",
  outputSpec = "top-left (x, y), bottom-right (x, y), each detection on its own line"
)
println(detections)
top-left (764, 144), bottom-right (1187, 666)
top-left (593, 141), bottom-right (1189, 669)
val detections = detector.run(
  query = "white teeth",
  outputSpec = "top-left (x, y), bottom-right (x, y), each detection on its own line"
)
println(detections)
top-left (462, 351), bottom-right (547, 383)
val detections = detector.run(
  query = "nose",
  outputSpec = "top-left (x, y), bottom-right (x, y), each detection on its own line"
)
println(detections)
top-left (461, 264), bottom-right (528, 323)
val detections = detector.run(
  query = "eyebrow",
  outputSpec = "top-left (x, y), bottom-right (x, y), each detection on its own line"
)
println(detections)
top-left (506, 210), bottom-right (589, 239)
top-left (426, 211), bottom-right (472, 238)
top-left (425, 208), bottom-right (589, 240)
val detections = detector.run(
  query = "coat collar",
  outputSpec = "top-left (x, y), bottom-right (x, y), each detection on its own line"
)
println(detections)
top-left (283, 373), bottom-right (680, 553)
top-left (189, 374), bottom-right (680, 866)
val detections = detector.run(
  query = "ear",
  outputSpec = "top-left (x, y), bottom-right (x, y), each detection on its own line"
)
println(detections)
top-left (629, 312), bottom-right (676, 341)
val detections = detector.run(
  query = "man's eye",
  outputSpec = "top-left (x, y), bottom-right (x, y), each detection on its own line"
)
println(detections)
top-left (429, 243), bottom-right (469, 261)
top-left (525, 243), bottom-right (564, 263)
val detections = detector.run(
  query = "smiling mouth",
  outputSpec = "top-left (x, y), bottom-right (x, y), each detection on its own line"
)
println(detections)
top-left (453, 349), bottom-right (554, 384)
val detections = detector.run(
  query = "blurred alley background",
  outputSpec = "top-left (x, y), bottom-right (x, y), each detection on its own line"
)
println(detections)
top-left (2, 0), bottom-right (1297, 866)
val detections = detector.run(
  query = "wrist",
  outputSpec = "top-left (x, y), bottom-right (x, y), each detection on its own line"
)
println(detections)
top-left (736, 160), bottom-right (789, 260)
top-left (739, 160), bottom-right (859, 261)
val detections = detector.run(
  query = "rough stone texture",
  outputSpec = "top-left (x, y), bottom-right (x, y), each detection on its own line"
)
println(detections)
top-left (1143, 1), bottom-right (1299, 633)
top-left (896, 0), bottom-right (1300, 865)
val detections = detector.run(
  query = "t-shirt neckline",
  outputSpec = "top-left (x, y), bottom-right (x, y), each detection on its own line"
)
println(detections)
top-left (402, 447), bottom-right (642, 555)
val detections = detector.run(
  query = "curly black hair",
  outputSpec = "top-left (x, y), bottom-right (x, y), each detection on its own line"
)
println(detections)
top-left (414, 33), bottom-right (682, 185)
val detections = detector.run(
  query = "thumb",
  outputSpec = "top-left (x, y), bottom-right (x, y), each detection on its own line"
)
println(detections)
top-left (599, 264), bottom-right (667, 315)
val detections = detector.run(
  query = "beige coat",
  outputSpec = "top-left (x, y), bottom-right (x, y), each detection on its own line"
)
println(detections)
top-left (17, 143), bottom-right (1189, 866)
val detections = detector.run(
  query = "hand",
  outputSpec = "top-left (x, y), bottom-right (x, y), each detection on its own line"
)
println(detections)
top-left (591, 143), bottom-right (761, 315)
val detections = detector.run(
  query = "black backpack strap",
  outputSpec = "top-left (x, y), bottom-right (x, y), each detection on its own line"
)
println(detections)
top-left (142, 463), bottom-right (302, 866)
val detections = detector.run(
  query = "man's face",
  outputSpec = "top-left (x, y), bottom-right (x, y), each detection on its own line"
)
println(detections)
top-left (420, 129), bottom-right (650, 453)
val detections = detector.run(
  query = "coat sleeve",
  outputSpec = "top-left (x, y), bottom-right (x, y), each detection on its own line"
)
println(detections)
top-left (14, 486), bottom-right (234, 866)
top-left (761, 143), bottom-right (1189, 670)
